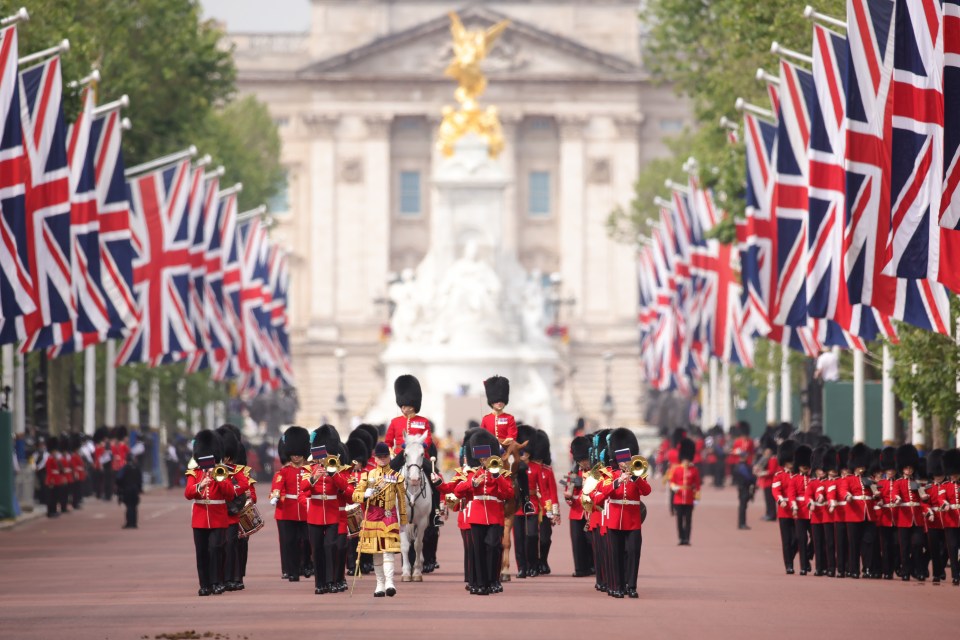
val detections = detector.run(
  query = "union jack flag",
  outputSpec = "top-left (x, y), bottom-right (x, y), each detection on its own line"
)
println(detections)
top-left (943, 1), bottom-right (960, 230)
top-left (266, 245), bottom-right (294, 387)
top-left (7, 55), bottom-right (75, 346)
top-left (0, 25), bottom-right (35, 331)
top-left (207, 190), bottom-right (241, 381)
top-left (116, 158), bottom-right (197, 366)
top-left (185, 174), bottom-right (220, 373)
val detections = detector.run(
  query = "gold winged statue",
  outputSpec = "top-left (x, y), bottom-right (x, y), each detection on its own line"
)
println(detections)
top-left (437, 12), bottom-right (510, 158)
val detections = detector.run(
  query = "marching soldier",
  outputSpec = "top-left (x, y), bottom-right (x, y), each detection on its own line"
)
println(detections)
top-left (669, 437), bottom-right (700, 546)
top-left (924, 449), bottom-right (947, 584)
top-left (185, 430), bottom-right (245, 596)
top-left (937, 448), bottom-right (960, 585)
top-left (384, 375), bottom-right (432, 454)
top-left (875, 447), bottom-right (899, 580)
top-left (839, 443), bottom-right (876, 579)
top-left (827, 446), bottom-right (851, 578)
top-left (535, 429), bottom-right (560, 575)
top-left (43, 436), bottom-right (62, 518)
top-left (788, 445), bottom-right (813, 575)
top-left (565, 436), bottom-right (594, 577)
top-left (274, 426), bottom-right (311, 583)
top-left (303, 435), bottom-right (351, 595)
top-left (481, 376), bottom-right (517, 446)
top-left (591, 428), bottom-right (651, 599)
top-left (223, 423), bottom-right (256, 590)
top-left (215, 426), bottom-right (252, 592)
top-left (772, 440), bottom-right (797, 573)
top-left (454, 429), bottom-right (514, 595)
top-left (893, 444), bottom-right (926, 581)
top-left (513, 424), bottom-right (547, 578)
top-left (806, 446), bottom-right (829, 575)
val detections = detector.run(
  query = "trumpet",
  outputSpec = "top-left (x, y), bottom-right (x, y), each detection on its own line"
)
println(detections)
top-left (483, 456), bottom-right (511, 478)
top-left (322, 454), bottom-right (352, 474)
top-left (628, 455), bottom-right (650, 479)
top-left (210, 464), bottom-right (231, 482)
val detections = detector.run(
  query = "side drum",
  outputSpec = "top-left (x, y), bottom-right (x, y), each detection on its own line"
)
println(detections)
top-left (237, 502), bottom-right (265, 539)
top-left (345, 503), bottom-right (363, 539)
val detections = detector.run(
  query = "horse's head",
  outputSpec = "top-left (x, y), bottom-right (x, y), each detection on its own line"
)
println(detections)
top-left (403, 433), bottom-right (427, 485)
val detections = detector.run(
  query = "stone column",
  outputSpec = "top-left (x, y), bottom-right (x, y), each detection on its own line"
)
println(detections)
top-left (302, 114), bottom-right (339, 331)
top-left (557, 116), bottom-right (587, 322)
top-left (359, 115), bottom-right (392, 320)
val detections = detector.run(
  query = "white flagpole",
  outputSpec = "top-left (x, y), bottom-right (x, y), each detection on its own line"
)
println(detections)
top-left (14, 351), bottom-right (25, 433)
top-left (721, 359), bottom-right (733, 432)
top-left (124, 145), bottom-right (197, 178)
top-left (766, 346), bottom-right (777, 425)
top-left (18, 39), bottom-right (69, 67)
top-left (128, 379), bottom-right (140, 427)
top-left (176, 379), bottom-right (186, 433)
top-left (910, 363), bottom-right (924, 448)
top-left (709, 356), bottom-right (720, 429)
top-left (780, 344), bottom-right (791, 423)
top-left (1, 7), bottom-right (29, 27)
top-left (149, 378), bottom-right (160, 430)
top-left (853, 350), bottom-right (865, 443)
top-left (83, 346), bottom-right (96, 435)
top-left (1, 345), bottom-right (12, 405)
top-left (105, 340), bottom-right (117, 427)
top-left (882, 345), bottom-right (895, 446)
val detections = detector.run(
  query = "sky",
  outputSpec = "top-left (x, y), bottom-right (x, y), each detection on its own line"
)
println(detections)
top-left (200, 0), bottom-right (311, 32)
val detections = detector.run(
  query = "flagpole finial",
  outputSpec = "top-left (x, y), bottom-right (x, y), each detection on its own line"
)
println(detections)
top-left (683, 157), bottom-right (699, 173)
top-left (770, 40), bottom-right (813, 65)
top-left (803, 5), bottom-right (846, 29)
top-left (1, 7), bottom-right (29, 26)
top-left (121, 117), bottom-right (132, 131)
top-left (19, 38), bottom-right (71, 67)
top-left (755, 68), bottom-right (779, 85)
top-left (653, 196), bottom-right (673, 209)
top-left (196, 154), bottom-right (213, 168)
top-left (67, 68), bottom-right (100, 90)
top-left (719, 116), bottom-right (738, 131)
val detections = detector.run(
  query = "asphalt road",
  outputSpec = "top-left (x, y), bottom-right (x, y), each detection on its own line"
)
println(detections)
top-left (1, 479), bottom-right (957, 640)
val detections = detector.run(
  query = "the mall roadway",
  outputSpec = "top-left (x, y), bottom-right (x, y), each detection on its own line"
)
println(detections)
top-left (1, 480), bottom-right (958, 640)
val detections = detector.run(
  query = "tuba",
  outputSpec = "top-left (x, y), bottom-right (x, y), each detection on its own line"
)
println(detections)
top-left (628, 455), bottom-right (650, 479)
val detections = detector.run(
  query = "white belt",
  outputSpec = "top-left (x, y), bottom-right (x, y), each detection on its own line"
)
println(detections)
top-left (610, 499), bottom-right (641, 506)
top-left (309, 495), bottom-right (338, 501)
top-left (472, 496), bottom-right (501, 502)
top-left (899, 502), bottom-right (920, 507)
top-left (284, 494), bottom-right (299, 499)
top-left (949, 504), bottom-right (960, 510)
top-left (338, 507), bottom-right (346, 511)
top-left (194, 499), bottom-right (226, 505)
top-left (850, 496), bottom-right (873, 501)
top-left (795, 497), bottom-right (807, 501)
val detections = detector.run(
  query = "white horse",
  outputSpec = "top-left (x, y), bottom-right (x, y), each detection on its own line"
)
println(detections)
top-left (399, 433), bottom-right (432, 582)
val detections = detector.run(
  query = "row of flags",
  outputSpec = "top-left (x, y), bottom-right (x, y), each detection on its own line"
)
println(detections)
top-left (638, 0), bottom-right (960, 393)
top-left (0, 21), bottom-right (292, 397)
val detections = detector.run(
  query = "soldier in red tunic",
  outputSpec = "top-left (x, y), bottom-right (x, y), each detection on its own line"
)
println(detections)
top-left (274, 426), bottom-right (311, 582)
top-left (512, 424), bottom-right (548, 578)
top-left (893, 444), bottom-right (926, 581)
top-left (772, 440), bottom-right (797, 574)
top-left (303, 435), bottom-right (351, 595)
top-left (806, 446), bottom-right (829, 575)
top-left (184, 429), bottom-right (245, 596)
top-left (875, 446), bottom-right (899, 579)
top-left (669, 437), bottom-right (701, 547)
top-left (924, 449), bottom-right (947, 584)
top-left (938, 448), bottom-right (960, 585)
top-left (839, 443), bottom-right (876, 579)
top-left (535, 429), bottom-right (560, 575)
top-left (787, 445), bottom-right (813, 575)
top-left (827, 445), bottom-right (851, 578)
top-left (384, 375), bottom-right (433, 454)
top-left (215, 425), bottom-right (252, 592)
top-left (454, 429), bottom-right (514, 595)
top-left (565, 436), bottom-right (594, 577)
top-left (480, 376), bottom-right (517, 446)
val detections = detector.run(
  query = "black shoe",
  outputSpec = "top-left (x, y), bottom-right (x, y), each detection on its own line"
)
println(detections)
top-left (540, 563), bottom-right (551, 575)
top-left (933, 577), bottom-right (941, 585)
top-left (374, 590), bottom-right (385, 598)
top-left (612, 590), bottom-right (624, 599)
top-left (814, 570), bottom-right (825, 577)
top-left (223, 582), bottom-right (238, 591)
top-left (594, 583), bottom-right (602, 591)
top-left (599, 584), bottom-right (608, 592)
top-left (212, 584), bottom-right (225, 595)
top-left (236, 581), bottom-right (245, 591)
top-left (572, 571), bottom-right (590, 577)
top-left (786, 568), bottom-right (795, 575)
top-left (386, 587), bottom-right (396, 597)
top-left (952, 577), bottom-right (959, 586)
top-left (477, 587), bottom-right (489, 596)
top-left (849, 573), bottom-right (859, 579)
top-left (281, 573), bottom-right (290, 580)
top-left (627, 589), bottom-right (638, 599)
top-left (883, 574), bottom-right (893, 580)
top-left (799, 570), bottom-right (808, 576)
top-left (198, 587), bottom-right (211, 597)
top-left (527, 569), bottom-right (539, 578)
top-left (492, 583), bottom-right (503, 593)
top-left (902, 575), bottom-right (911, 582)
top-left (517, 570), bottom-right (527, 579)
top-left (466, 584), bottom-right (473, 592)
top-left (288, 576), bottom-right (300, 582)
top-left (315, 587), bottom-right (324, 595)
top-left (827, 571), bottom-right (836, 577)
top-left (317, 584), bottom-right (329, 594)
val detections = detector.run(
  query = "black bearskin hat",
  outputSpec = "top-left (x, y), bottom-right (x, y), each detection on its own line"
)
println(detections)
top-left (394, 374), bottom-right (422, 412)
top-left (896, 443), bottom-right (919, 473)
top-left (220, 423), bottom-right (246, 465)
top-left (70, 432), bottom-right (82, 452)
top-left (535, 429), bottom-right (551, 464)
top-left (516, 424), bottom-right (538, 451)
top-left (193, 429), bottom-right (223, 464)
top-left (848, 443), bottom-right (871, 471)
top-left (916, 457), bottom-right (928, 481)
top-left (215, 425), bottom-right (240, 462)
top-left (774, 422), bottom-right (793, 442)
top-left (483, 375), bottom-right (510, 407)
top-left (93, 426), bottom-right (109, 445)
top-left (571, 436), bottom-right (590, 462)
top-left (46, 436), bottom-right (59, 452)
top-left (113, 425), bottom-right (128, 441)
top-left (737, 420), bottom-right (751, 437)
top-left (609, 428), bottom-right (640, 460)
top-left (355, 423), bottom-right (380, 446)
top-left (794, 445), bottom-right (812, 469)
top-left (811, 446), bottom-right (827, 471)
top-left (460, 427), bottom-right (481, 466)
top-left (943, 448), bottom-right (960, 476)
top-left (277, 437), bottom-right (289, 465)
top-left (835, 445), bottom-right (851, 471)
top-left (880, 446), bottom-right (896, 471)
top-left (466, 428), bottom-right (499, 467)
top-left (327, 441), bottom-right (348, 466)
top-left (926, 449), bottom-right (945, 478)
top-left (821, 447), bottom-right (837, 473)
top-left (312, 424), bottom-right (342, 451)
top-left (679, 438), bottom-right (696, 462)
top-left (866, 449), bottom-right (882, 478)
top-left (348, 430), bottom-right (375, 459)
top-left (778, 439), bottom-right (797, 466)
top-left (671, 427), bottom-right (687, 448)
top-left (281, 426), bottom-right (310, 458)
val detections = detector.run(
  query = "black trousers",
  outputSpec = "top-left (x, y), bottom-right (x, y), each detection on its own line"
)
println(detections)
top-left (423, 523), bottom-right (439, 566)
top-left (569, 518), bottom-right (592, 575)
top-left (846, 520), bottom-right (875, 576)
top-left (764, 487), bottom-right (776, 520)
top-left (539, 517), bottom-right (553, 567)
top-left (347, 537), bottom-right (360, 575)
top-left (223, 523), bottom-right (240, 583)
top-left (878, 525), bottom-right (897, 577)
top-left (91, 469), bottom-right (103, 498)
top-left (737, 487), bottom-right (751, 527)
top-left (780, 518), bottom-right (797, 570)
top-left (811, 523), bottom-right (827, 574)
top-left (591, 528), bottom-right (607, 588)
top-left (795, 519), bottom-right (811, 572)
top-left (469, 524), bottom-right (500, 589)
top-left (608, 528), bottom-right (642, 592)
top-left (823, 520), bottom-right (836, 574)
top-left (834, 521), bottom-right (848, 575)
top-left (71, 481), bottom-right (82, 508)
top-left (898, 525), bottom-right (926, 579)
top-left (308, 523), bottom-right (339, 587)
top-left (46, 485), bottom-right (58, 517)
top-left (335, 532), bottom-right (347, 583)
top-left (193, 527), bottom-right (226, 589)
top-left (123, 496), bottom-right (139, 528)
top-left (461, 528), bottom-right (472, 585)
top-left (102, 468), bottom-right (115, 501)
top-left (928, 528), bottom-right (946, 579)
top-left (58, 484), bottom-right (69, 513)
top-left (238, 537), bottom-right (249, 580)
top-left (675, 504), bottom-right (693, 543)
top-left (277, 520), bottom-right (307, 578)
top-left (944, 528), bottom-right (960, 581)
top-left (513, 514), bottom-right (539, 573)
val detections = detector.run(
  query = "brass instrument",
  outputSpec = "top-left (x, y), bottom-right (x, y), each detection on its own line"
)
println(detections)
top-left (628, 455), bottom-right (650, 479)
top-left (483, 455), bottom-right (511, 478)
top-left (211, 464), bottom-right (231, 482)
top-left (580, 463), bottom-right (604, 516)
top-left (444, 493), bottom-right (462, 510)
top-left (323, 454), bottom-right (351, 474)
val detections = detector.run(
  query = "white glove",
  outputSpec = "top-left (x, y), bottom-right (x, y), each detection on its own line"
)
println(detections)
top-left (269, 497), bottom-right (278, 506)
top-left (364, 488), bottom-right (374, 499)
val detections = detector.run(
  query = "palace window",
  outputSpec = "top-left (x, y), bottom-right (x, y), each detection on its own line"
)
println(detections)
top-left (399, 170), bottom-right (421, 216)
top-left (528, 171), bottom-right (551, 217)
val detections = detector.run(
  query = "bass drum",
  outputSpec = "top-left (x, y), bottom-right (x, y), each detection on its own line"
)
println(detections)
top-left (237, 502), bottom-right (265, 539)
top-left (345, 503), bottom-right (363, 539)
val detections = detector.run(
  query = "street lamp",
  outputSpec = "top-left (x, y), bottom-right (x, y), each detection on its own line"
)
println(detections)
top-left (601, 351), bottom-right (615, 425)
top-left (332, 347), bottom-right (348, 427)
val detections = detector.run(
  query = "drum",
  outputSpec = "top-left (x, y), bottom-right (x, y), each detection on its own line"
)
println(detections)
top-left (237, 502), bottom-right (264, 539)
top-left (345, 503), bottom-right (363, 539)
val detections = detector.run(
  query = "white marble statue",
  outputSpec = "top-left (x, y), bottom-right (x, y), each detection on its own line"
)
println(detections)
top-left (432, 239), bottom-right (505, 345)
top-left (388, 268), bottom-right (421, 343)
top-left (521, 269), bottom-right (549, 345)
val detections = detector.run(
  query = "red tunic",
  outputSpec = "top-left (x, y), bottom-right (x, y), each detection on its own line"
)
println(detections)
top-left (565, 468), bottom-right (586, 521)
top-left (757, 455), bottom-right (779, 490)
top-left (826, 474), bottom-right (849, 522)
top-left (924, 482), bottom-right (944, 530)
top-left (480, 412), bottom-right (517, 443)
top-left (225, 470), bottom-right (251, 526)
top-left (44, 455), bottom-right (61, 488)
top-left (71, 453), bottom-right (85, 482)
top-left (384, 415), bottom-right (433, 453)
top-left (515, 460), bottom-right (549, 516)
top-left (772, 470), bottom-right (794, 519)
top-left (540, 464), bottom-right (559, 515)
top-left (806, 478), bottom-right (826, 525)
top-left (934, 480), bottom-right (960, 528)
top-left (111, 442), bottom-right (129, 472)
top-left (731, 436), bottom-right (755, 466)
top-left (275, 464), bottom-right (308, 522)
top-left (839, 474), bottom-right (875, 523)
top-left (269, 470), bottom-right (284, 520)
top-left (669, 464), bottom-right (701, 506)
top-left (455, 470), bottom-right (514, 526)
top-left (184, 471), bottom-right (243, 529)
top-left (300, 466), bottom-right (350, 526)
top-left (591, 469), bottom-right (651, 530)
top-left (788, 473), bottom-right (812, 519)
top-left (893, 477), bottom-right (925, 528)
